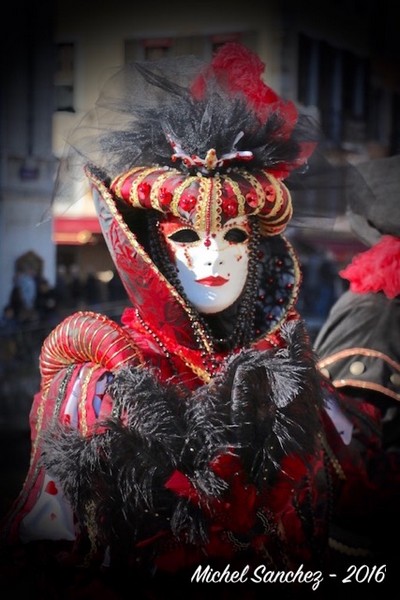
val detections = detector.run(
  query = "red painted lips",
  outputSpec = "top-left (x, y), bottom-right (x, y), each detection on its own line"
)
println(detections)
top-left (196, 276), bottom-right (228, 287)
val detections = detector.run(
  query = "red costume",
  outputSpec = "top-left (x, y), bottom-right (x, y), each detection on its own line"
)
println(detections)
top-left (1, 43), bottom-right (398, 597)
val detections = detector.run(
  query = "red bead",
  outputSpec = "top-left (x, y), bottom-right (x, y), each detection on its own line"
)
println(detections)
top-left (222, 197), bottom-right (238, 217)
top-left (137, 181), bottom-right (151, 201)
top-left (179, 194), bottom-right (197, 212)
top-left (264, 184), bottom-right (276, 203)
top-left (245, 190), bottom-right (258, 208)
top-left (159, 187), bottom-right (173, 206)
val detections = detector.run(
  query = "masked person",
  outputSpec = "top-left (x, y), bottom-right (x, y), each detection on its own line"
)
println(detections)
top-left (1, 43), bottom-right (398, 596)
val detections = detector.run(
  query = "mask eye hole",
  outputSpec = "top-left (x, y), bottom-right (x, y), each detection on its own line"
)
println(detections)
top-left (168, 229), bottom-right (200, 243)
top-left (224, 228), bottom-right (249, 243)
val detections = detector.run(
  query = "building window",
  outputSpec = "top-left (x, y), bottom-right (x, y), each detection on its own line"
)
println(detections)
top-left (297, 34), bottom-right (373, 147)
top-left (144, 38), bottom-right (172, 61)
top-left (210, 32), bottom-right (241, 54)
top-left (125, 38), bottom-right (172, 62)
top-left (297, 35), bottom-right (320, 107)
top-left (125, 32), bottom-right (256, 64)
top-left (54, 43), bottom-right (74, 112)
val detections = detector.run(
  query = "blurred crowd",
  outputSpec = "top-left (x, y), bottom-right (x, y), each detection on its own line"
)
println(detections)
top-left (0, 252), bottom-right (127, 377)
top-left (0, 244), bottom-right (345, 371)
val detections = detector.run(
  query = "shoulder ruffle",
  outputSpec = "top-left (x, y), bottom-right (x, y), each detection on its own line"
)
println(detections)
top-left (40, 310), bottom-right (144, 391)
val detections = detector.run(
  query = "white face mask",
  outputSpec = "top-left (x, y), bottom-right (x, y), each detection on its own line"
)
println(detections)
top-left (160, 215), bottom-right (251, 314)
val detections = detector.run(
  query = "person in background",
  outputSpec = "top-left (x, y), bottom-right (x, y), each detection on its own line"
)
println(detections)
top-left (35, 277), bottom-right (59, 327)
top-left (314, 154), bottom-right (400, 449)
top-left (1, 43), bottom-right (399, 597)
top-left (9, 267), bottom-right (38, 323)
top-left (0, 305), bottom-right (18, 369)
top-left (314, 154), bottom-right (400, 575)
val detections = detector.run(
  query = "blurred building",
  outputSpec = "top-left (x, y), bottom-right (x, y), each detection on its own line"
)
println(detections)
top-left (1, 0), bottom-right (399, 312)
top-left (0, 1), bottom-right (56, 313)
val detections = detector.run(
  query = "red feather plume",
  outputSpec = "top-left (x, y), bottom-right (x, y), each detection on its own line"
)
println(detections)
top-left (340, 235), bottom-right (400, 298)
top-left (191, 43), bottom-right (297, 132)
top-left (191, 42), bottom-right (315, 177)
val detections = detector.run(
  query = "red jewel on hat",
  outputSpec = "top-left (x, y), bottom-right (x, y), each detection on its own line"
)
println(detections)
top-left (159, 187), bottom-right (173, 206)
top-left (137, 181), bottom-right (151, 201)
top-left (245, 191), bottom-right (259, 208)
top-left (222, 197), bottom-right (238, 217)
top-left (264, 184), bottom-right (276, 202)
top-left (179, 194), bottom-right (197, 212)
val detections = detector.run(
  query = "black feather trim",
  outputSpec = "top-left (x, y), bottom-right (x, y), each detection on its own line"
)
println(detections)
top-left (92, 58), bottom-right (319, 177)
top-left (100, 91), bottom-right (314, 176)
top-left (209, 319), bottom-right (324, 485)
top-left (41, 367), bottom-right (189, 546)
top-left (40, 365), bottom-right (232, 549)
top-left (40, 324), bottom-right (324, 553)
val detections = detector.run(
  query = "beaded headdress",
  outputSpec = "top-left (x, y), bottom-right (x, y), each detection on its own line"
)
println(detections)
top-left (82, 42), bottom-right (319, 237)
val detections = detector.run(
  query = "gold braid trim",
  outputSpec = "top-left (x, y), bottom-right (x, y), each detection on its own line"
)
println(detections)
top-left (149, 170), bottom-right (175, 211)
top-left (171, 176), bottom-right (196, 216)
top-left (319, 433), bottom-right (347, 480)
top-left (213, 174), bottom-right (223, 231)
top-left (129, 167), bottom-right (157, 207)
top-left (239, 171), bottom-right (265, 212)
top-left (255, 175), bottom-right (293, 236)
top-left (195, 176), bottom-right (212, 232)
top-left (318, 346), bottom-right (400, 372)
top-left (318, 347), bottom-right (400, 402)
top-left (78, 365), bottom-right (100, 437)
top-left (227, 177), bottom-right (248, 214)
top-left (134, 308), bottom-right (213, 383)
top-left (83, 500), bottom-right (100, 564)
top-left (40, 310), bottom-right (144, 392)
top-left (112, 166), bottom-right (146, 201)
top-left (172, 348), bottom-right (212, 384)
